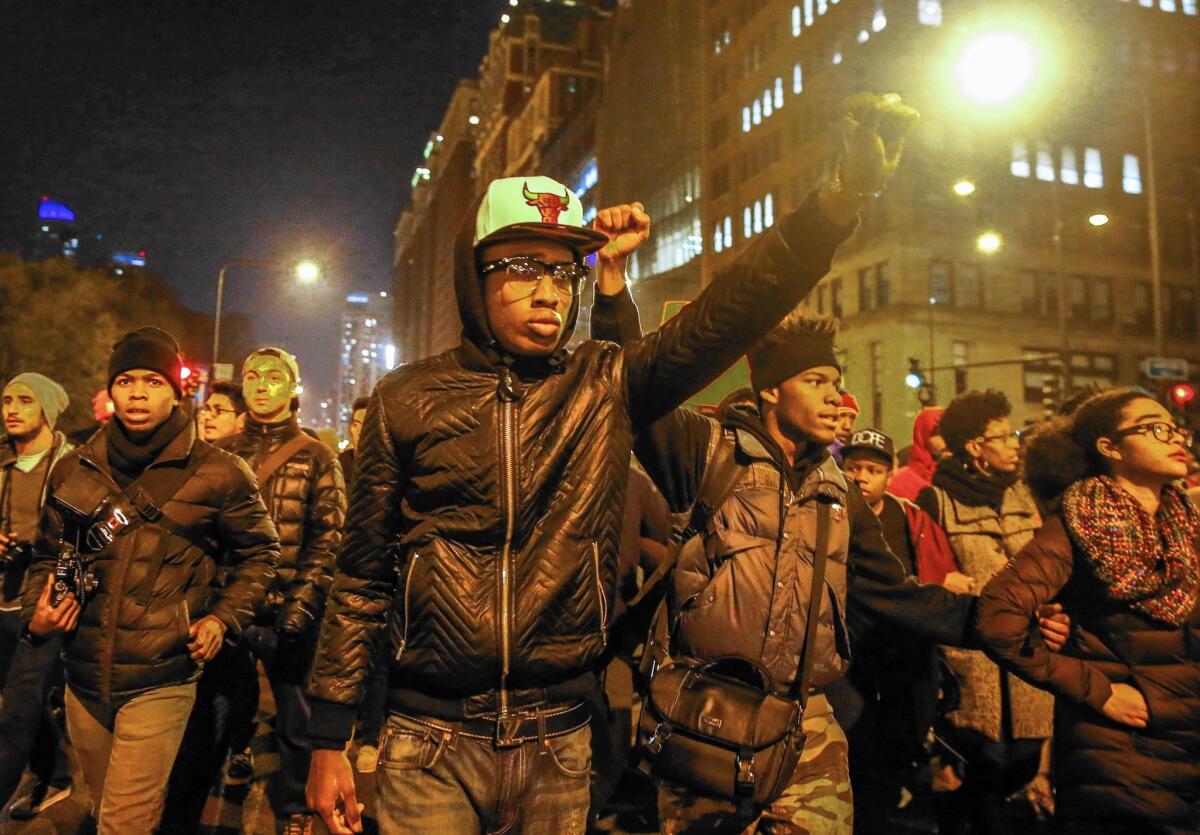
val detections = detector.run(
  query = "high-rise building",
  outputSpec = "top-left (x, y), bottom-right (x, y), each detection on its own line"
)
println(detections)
top-left (702, 0), bottom-right (1200, 439)
top-left (596, 0), bottom-right (705, 326)
top-left (336, 291), bottom-right (396, 437)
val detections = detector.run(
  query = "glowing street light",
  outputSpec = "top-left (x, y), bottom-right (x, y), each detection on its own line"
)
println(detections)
top-left (954, 32), bottom-right (1039, 106)
top-left (976, 231), bottom-right (1003, 255)
top-left (953, 179), bottom-right (977, 197)
top-left (294, 260), bottom-right (321, 284)
top-left (1088, 213), bottom-right (1110, 227)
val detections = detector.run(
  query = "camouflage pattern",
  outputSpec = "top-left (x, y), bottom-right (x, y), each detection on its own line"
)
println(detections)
top-left (657, 695), bottom-right (853, 834)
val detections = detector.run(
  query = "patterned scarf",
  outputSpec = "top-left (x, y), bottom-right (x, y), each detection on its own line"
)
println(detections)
top-left (1063, 476), bottom-right (1200, 626)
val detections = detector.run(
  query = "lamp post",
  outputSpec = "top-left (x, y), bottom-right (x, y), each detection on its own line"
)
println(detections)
top-left (212, 259), bottom-right (321, 369)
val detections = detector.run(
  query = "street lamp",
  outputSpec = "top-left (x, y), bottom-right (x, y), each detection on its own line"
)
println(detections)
top-left (977, 231), bottom-right (1004, 255)
top-left (954, 32), bottom-right (1038, 106)
top-left (212, 259), bottom-right (322, 370)
top-left (953, 179), bottom-right (977, 197)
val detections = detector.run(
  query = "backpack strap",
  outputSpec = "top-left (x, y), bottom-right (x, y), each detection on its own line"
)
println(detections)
top-left (794, 500), bottom-right (831, 708)
top-left (254, 432), bottom-right (320, 487)
top-left (626, 432), bottom-right (744, 609)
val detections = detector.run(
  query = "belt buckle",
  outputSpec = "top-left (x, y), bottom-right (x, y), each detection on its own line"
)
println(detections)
top-left (494, 714), bottom-right (523, 748)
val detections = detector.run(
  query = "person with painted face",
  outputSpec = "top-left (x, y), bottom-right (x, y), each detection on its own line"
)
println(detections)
top-left (215, 346), bottom-right (346, 835)
top-left (980, 387), bottom-right (1200, 833)
top-left (199, 380), bottom-right (246, 442)
top-left (0, 373), bottom-right (75, 816)
top-left (19, 326), bottom-right (279, 834)
top-left (304, 94), bottom-right (921, 835)
top-left (916, 390), bottom-right (1054, 832)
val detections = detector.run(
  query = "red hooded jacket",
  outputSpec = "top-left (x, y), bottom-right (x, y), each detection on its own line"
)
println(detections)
top-left (888, 407), bottom-right (944, 502)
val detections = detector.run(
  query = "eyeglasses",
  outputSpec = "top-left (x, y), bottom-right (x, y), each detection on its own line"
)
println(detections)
top-left (201, 405), bottom-right (236, 417)
top-left (479, 256), bottom-right (589, 300)
top-left (976, 431), bottom-right (1022, 447)
top-left (1109, 421), bottom-right (1194, 447)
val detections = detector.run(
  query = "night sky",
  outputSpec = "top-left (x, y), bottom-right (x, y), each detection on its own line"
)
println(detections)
top-left (1, 0), bottom-right (501, 396)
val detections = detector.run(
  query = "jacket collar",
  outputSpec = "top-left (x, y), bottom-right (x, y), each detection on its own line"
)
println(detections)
top-left (0, 431), bottom-right (69, 470)
top-left (724, 405), bottom-right (846, 500)
top-left (244, 414), bottom-right (301, 441)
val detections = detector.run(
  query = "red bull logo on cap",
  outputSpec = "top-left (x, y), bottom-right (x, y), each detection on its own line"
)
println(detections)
top-left (522, 181), bottom-right (571, 224)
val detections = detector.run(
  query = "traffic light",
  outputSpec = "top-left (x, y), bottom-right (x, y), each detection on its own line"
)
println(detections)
top-left (180, 364), bottom-right (200, 399)
top-left (905, 358), bottom-right (925, 390)
top-left (1041, 375), bottom-right (1061, 419)
top-left (1171, 383), bottom-right (1196, 409)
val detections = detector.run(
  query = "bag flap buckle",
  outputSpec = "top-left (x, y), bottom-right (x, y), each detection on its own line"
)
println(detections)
top-left (735, 751), bottom-right (755, 794)
top-left (645, 722), bottom-right (670, 756)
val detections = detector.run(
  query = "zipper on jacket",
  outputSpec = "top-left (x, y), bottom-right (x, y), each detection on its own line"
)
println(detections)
top-left (393, 553), bottom-right (420, 661)
top-left (591, 542), bottom-right (608, 648)
top-left (497, 370), bottom-right (519, 719)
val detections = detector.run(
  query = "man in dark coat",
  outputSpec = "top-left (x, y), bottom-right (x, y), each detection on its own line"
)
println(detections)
top-left (21, 326), bottom-right (280, 834)
top-left (303, 93), bottom-right (911, 835)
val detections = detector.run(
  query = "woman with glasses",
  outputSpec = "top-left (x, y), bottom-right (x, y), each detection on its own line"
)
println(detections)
top-left (979, 387), bottom-right (1200, 833)
top-left (916, 389), bottom-right (1054, 833)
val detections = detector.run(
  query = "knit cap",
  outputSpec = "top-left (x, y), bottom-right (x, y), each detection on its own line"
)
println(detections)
top-left (5, 372), bottom-right (69, 430)
top-left (108, 326), bottom-right (183, 397)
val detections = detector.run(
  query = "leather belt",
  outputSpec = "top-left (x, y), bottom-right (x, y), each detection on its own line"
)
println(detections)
top-left (398, 700), bottom-right (590, 748)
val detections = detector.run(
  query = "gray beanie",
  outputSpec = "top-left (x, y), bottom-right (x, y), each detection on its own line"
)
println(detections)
top-left (5, 373), bottom-right (70, 430)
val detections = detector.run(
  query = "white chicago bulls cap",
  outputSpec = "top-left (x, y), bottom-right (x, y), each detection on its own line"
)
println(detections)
top-left (473, 175), bottom-right (608, 256)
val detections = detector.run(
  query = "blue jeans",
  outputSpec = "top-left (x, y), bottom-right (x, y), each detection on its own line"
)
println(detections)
top-left (374, 712), bottom-right (592, 834)
top-left (0, 620), bottom-right (70, 808)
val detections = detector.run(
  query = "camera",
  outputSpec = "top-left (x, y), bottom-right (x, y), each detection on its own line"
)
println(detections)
top-left (52, 545), bottom-right (99, 607)
top-left (0, 537), bottom-right (34, 572)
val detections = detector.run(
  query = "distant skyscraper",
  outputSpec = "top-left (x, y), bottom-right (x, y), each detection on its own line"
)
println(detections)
top-left (336, 291), bottom-right (396, 438)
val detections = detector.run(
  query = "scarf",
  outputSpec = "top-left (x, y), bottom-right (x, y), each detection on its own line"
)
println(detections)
top-left (932, 455), bottom-right (1018, 509)
top-left (1063, 476), bottom-right (1200, 626)
top-left (105, 407), bottom-right (189, 487)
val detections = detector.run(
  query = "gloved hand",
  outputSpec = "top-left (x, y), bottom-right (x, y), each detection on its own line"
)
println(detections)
top-left (837, 92), bottom-right (920, 198)
top-left (275, 601), bottom-right (314, 637)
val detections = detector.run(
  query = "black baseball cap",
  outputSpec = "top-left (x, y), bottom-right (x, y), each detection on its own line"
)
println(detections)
top-left (842, 428), bottom-right (895, 466)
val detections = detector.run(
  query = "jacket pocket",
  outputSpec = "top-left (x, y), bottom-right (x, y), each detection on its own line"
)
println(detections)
top-left (591, 542), bottom-right (608, 648)
top-left (394, 553), bottom-right (421, 661)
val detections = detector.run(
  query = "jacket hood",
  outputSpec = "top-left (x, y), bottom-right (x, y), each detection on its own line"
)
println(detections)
top-left (454, 192), bottom-right (581, 373)
top-left (906, 406), bottom-right (945, 481)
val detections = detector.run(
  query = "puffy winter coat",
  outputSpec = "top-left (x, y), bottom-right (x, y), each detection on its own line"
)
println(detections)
top-left (979, 515), bottom-right (1200, 831)
top-left (217, 417), bottom-right (345, 633)
top-left (23, 423), bottom-right (279, 703)
top-left (923, 480), bottom-right (1052, 742)
top-left (635, 405), bottom-right (977, 694)
top-left (307, 190), bottom-right (857, 742)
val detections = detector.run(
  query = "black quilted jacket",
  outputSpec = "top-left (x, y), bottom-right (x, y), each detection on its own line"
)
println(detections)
top-left (307, 190), bottom-right (855, 743)
top-left (23, 421), bottom-right (280, 703)
top-left (217, 417), bottom-right (345, 633)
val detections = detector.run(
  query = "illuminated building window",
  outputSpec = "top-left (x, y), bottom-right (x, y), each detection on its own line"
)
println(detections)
top-left (774, 77), bottom-right (784, 108)
top-left (1161, 0), bottom-right (1177, 10)
top-left (793, 62), bottom-right (804, 93)
top-left (742, 106), bottom-right (751, 133)
top-left (1123, 153), bottom-right (1143, 194)
top-left (724, 216), bottom-right (733, 249)
top-left (744, 207), bottom-right (753, 239)
top-left (763, 90), bottom-right (773, 118)
top-left (1060, 147), bottom-right (1079, 185)
top-left (752, 100), bottom-right (762, 125)
top-left (792, 5), bottom-right (802, 35)
top-left (858, 30), bottom-right (870, 43)
top-left (1035, 142), bottom-right (1056, 182)
top-left (833, 48), bottom-right (843, 65)
top-left (764, 193), bottom-right (775, 228)
top-left (918, 0), bottom-right (943, 26)
top-left (873, 6), bottom-right (887, 30)
top-left (1084, 148), bottom-right (1103, 188)
top-left (1184, 0), bottom-right (1197, 14)
top-left (817, 0), bottom-right (828, 14)
top-left (804, 0), bottom-right (814, 26)
top-left (753, 201), bottom-right (763, 234)
top-left (1139, 0), bottom-right (1153, 7)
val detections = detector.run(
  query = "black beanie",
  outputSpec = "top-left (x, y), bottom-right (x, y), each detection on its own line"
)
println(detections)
top-left (747, 313), bottom-right (840, 392)
top-left (107, 326), bottom-right (183, 397)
